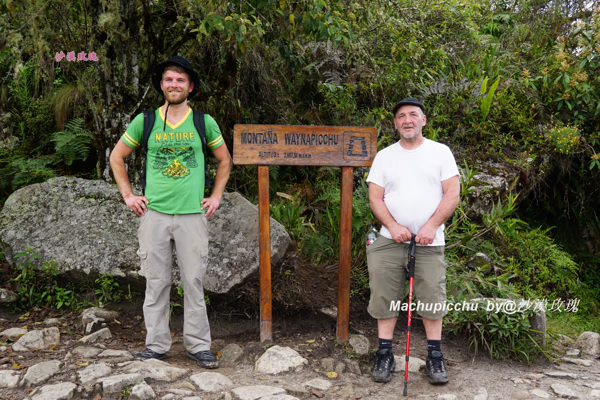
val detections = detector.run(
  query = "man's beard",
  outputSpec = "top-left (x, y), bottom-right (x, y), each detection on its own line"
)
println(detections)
top-left (164, 90), bottom-right (188, 105)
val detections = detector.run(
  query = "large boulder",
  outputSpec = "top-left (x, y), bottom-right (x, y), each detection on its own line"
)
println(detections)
top-left (0, 177), bottom-right (292, 294)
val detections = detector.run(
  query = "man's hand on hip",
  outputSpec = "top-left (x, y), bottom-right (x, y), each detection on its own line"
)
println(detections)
top-left (416, 223), bottom-right (437, 245)
top-left (124, 194), bottom-right (149, 217)
top-left (201, 195), bottom-right (221, 218)
top-left (389, 224), bottom-right (413, 243)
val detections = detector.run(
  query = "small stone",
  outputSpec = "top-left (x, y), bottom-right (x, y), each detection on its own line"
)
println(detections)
top-left (1, 327), bottom-right (27, 339)
top-left (527, 373), bottom-right (545, 380)
top-left (77, 362), bottom-right (112, 385)
top-left (561, 357), bottom-right (593, 367)
top-left (348, 335), bottom-right (370, 356)
top-left (12, 327), bottom-right (60, 351)
top-left (321, 358), bottom-right (334, 372)
top-left (344, 359), bottom-right (361, 375)
top-left (97, 373), bottom-right (145, 393)
top-left (29, 382), bottom-right (77, 400)
top-left (511, 390), bottom-right (531, 400)
top-left (231, 385), bottom-right (286, 400)
top-left (98, 349), bottom-right (133, 359)
top-left (254, 346), bottom-right (308, 374)
top-left (473, 387), bottom-right (488, 400)
top-left (394, 356), bottom-right (425, 373)
top-left (566, 349), bottom-right (581, 357)
top-left (283, 383), bottom-right (309, 395)
top-left (319, 307), bottom-right (337, 320)
top-left (530, 389), bottom-right (550, 398)
top-left (511, 378), bottom-right (525, 384)
top-left (304, 378), bottom-right (332, 392)
top-left (0, 288), bottom-right (17, 302)
top-left (121, 359), bottom-right (187, 381)
top-left (130, 381), bottom-right (156, 400)
top-left (544, 371), bottom-right (578, 379)
top-left (44, 318), bottom-right (60, 326)
top-left (260, 396), bottom-right (300, 400)
top-left (437, 395), bottom-right (457, 400)
top-left (160, 394), bottom-right (178, 400)
top-left (0, 370), bottom-right (20, 388)
top-left (78, 327), bottom-right (112, 344)
top-left (168, 389), bottom-right (194, 395)
top-left (551, 383), bottom-right (577, 398)
top-left (190, 371), bottom-right (234, 392)
top-left (334, 362), bottom-right (346, 375)
top-left (71, 346), bottom-right (103, 358)
top-left (80, 307), bottom-right (120, 334)
top-left (220, 343), bottom-right (244, 363)
top-left (21, 360), bottom-right (61, 386)
top-left (337, 385), bottom-right (354, 398)
top-left (558, 334), bottom-right (574, 343)
top-left (170, 381), bottom-right (196, 391)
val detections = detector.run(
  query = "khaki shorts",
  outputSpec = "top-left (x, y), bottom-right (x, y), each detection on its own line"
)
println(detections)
top-left (367, 236), bottom-right (447, 320)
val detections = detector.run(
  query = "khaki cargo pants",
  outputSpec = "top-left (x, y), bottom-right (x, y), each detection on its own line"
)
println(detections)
top-left (137, 209), bottom-right (211, 354)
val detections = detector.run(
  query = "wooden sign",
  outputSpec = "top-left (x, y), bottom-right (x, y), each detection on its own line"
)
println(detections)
top-left (233, 125), bottom-right (377, 167)
top-left (232, 124), bottom-right (378, 343)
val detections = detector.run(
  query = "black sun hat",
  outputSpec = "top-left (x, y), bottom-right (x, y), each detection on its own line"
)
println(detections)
top-left (152, 56), bottom-right (200, 100)
top-left (392, 97), bottom-right (425, 116)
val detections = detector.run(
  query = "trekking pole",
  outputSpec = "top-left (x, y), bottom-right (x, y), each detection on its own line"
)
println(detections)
top-left (403, 234), bottom-right (417, 397)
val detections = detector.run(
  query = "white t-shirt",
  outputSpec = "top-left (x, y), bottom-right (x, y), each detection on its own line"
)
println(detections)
top-left (366, 139), bottom-right (459, 246)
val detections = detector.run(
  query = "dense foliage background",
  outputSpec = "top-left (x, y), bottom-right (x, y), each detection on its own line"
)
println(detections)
top-left (1, 0), bottom-right (599, 355)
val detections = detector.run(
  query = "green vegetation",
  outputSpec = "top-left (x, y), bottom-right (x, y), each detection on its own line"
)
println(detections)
top-left (1, 0), bottom-right (599, 360)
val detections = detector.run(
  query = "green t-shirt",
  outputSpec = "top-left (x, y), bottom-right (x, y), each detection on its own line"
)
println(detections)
top-left (121, 107), bottom-right (224, 214)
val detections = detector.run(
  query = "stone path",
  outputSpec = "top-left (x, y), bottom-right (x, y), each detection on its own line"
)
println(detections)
top-left (1, 312), bottom-right (599, 400)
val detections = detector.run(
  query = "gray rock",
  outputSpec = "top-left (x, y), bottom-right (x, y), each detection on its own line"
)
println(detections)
top-left (334, 362), bottom-right (345, 375)
top-left (182, 397), bottom-right (203, 400)
top-left (167, 389), bottom-right (194, 396)
top-left (71, 346), bottom-right (103, 358)
top-left (348, 335), bottom-right (369, 356)
top-left (1, 327), bottom-right (27, 338)
top-left (170, 382), bottom-right (196, 391)
top-left (12, 327), bottom-right (60, 351)
top-left (586, 389), bottom-right (600, 398)
top-left (584, 382), bottom-right (600, 389)
top-left (160, 395), bottom-right (178, 400)
top-left (0, 288), bottom-right (17, 303)
top-left (120, 359), bottom-right (188, 381)
top-left (394, 356), bottom-right (425, 373)
top-left (466, 160), bottom-right (519, 218)
top-left (566, 349), bottom-right (581, 356)
top-left (0, 370), bottom-right (20, 388)
top-left (561, 357), bottom-right (593, 367)
top-left (43, 318), bottom-right (59, 326)
top-left (283, 383), bottom-right (309, 396)
top-left (231, 385), bottom-right (286, 400)
top-left (510, 391), bottom-right (531, 400)
top-left (97, 373), bottom-right (145, 393)
top-left (78, 327), bottom-right (112, 344)
top-left (319, 307), bottom-right (337, 320)
top-left (77, 362), bottom-right (112, 384)
top-left (130, 381), bottom-right (156, 400)
top-left (303, 378), bottom-right (332, 391)
top-left (558, 334), bottom-right (574, 343)
top-left (190, 371), bottom-right (234, 392)
top-left (529, 309), bottom-right (547, 346)
top-left (344, 359), bottom-right (361, 375)
top-left (437, 395), bottom-right (457, 400)
top-left (255, 346), bottom-right (307, 374)
top-left (21, 360), bottom-right (61, 386)
top-left (337, 384), bottom-right (354, 398)
top-left (98, 349), bottom-right (133, 359)
top-left (473, 387), bottom-right (488, 400)
top-left (466, 253), bottom-right (492, 273)
top-left (0, 178), bottom-right (291, 295)
top-left (530, 389), bottom-right (550, 398)
top-left (321, 358), bottom-right (334, 372)
top-left (576, 331), bottom-right (600, 356)
top-left (550, 383), bottom-right (577, 398)
top-left (29, 382), bottom-right (77, 400)
top-left (260, 396), bottom-right (300, 400)
top-left (81, 307), bottom-right (120, 334)
top-left (545, 371), bottom-right (578, 379)
top-left (220, 343), bottom-right (244, 363)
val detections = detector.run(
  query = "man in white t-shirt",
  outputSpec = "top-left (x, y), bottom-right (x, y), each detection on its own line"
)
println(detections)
top-left (366, 98), bottom-right (460, 384)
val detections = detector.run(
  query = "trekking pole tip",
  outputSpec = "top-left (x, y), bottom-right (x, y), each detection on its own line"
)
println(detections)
top-left (403, 382), bottom-right (408, 396)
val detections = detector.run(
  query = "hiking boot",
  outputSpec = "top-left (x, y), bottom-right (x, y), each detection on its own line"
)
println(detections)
top-left (425, 350), bottom-right (449, 384)
top-left (371, 348), bottom-right (396, 383)
top-left (134, 348), bottom-right (166, 361)
top-left (187, 350), bottom-right (219, 369)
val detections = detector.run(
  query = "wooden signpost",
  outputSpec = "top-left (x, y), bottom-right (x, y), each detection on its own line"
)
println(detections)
top-left (233, 124), bottom-right (377, 342)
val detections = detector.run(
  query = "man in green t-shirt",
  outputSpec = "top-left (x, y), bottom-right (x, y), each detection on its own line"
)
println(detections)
top-left (110, 56), bottom-right (231, 368)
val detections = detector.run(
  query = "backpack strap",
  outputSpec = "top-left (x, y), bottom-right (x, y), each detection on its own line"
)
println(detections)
top-left (193, 110), bottom-right (211, 188)
top-left (141, 110), bottom-right (156, 195)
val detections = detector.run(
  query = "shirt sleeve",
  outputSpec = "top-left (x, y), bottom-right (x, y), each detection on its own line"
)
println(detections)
top-left (121, 113), bottom-right (144, 149)
top-left (366, 152), bottom-right (385, 187)
top-left (440, 145), bottom-right (460, 181)
top-left (204, 114), bottom-right (224, 150)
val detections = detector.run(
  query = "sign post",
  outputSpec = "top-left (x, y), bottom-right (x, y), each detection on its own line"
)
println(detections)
top-left (233, 125), bottom-right (377, 342)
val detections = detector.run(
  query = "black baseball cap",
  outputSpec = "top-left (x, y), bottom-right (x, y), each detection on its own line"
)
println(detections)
top-left (152, 56), bottom-right (200, 100)
top-left (392, 97), bottom-right (425, 116)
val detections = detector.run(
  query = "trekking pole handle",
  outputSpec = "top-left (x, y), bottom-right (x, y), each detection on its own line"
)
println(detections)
top-left (407, 234), bottom-right (416, 279)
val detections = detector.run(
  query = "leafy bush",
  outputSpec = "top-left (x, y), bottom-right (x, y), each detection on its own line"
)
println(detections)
top-left (51, 118), bottom-right (95, 166)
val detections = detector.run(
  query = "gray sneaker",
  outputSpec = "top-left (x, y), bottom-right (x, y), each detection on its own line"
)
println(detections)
top-left (134, 348), bottom-right (166, 361)
top-left (371, 348), bottom-right (396, 383)
top-left (425, 350), bottom-right (449, 384)
top-left (187, 350), bottom-right (219, 369)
